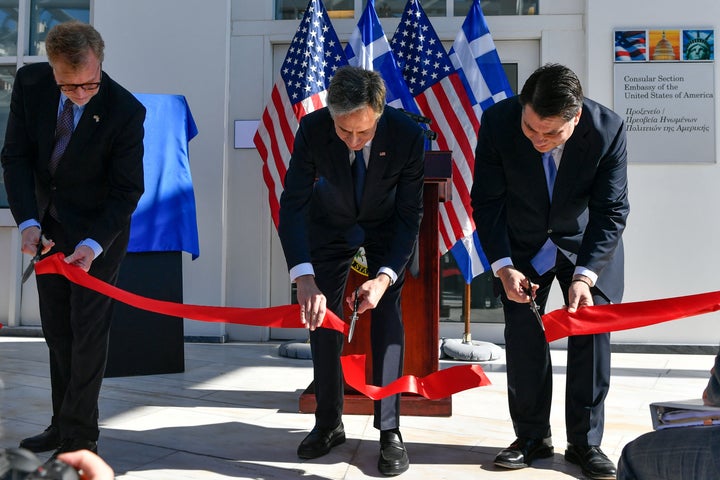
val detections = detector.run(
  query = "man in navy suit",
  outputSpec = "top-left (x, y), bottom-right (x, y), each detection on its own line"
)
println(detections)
top-left (2, 21), bottom-right (145, 456)
top-left (278, 66), bottom-right (424, 476)
top-left (471, 64), bottom-right (629, 479)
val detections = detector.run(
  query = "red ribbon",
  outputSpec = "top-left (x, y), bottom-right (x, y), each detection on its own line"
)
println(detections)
top-left (20, 254), bottom-right (719, 399)
top-left (30, 253), bottom-right (491, 400)
top-left (35, 253), bottom-right (347, 332)
top-left (341, 354), bottom-right (490, 399)
top-left (543, 290), bottom-right (720, 343)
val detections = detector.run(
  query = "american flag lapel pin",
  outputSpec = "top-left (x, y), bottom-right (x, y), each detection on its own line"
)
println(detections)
top-left (379, 151), bottom-right (386, 157)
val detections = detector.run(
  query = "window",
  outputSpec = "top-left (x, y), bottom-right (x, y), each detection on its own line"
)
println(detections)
top-left (276, 0), bottom-right (353, 19)
top-left (454, 0), bottom-right (538, 16)
top-left (274, 0), bottom-right (539, 19)
top-left (0, 0), bottom-right (90, 208)
top-left (364, 0), bottom-right (445, 17)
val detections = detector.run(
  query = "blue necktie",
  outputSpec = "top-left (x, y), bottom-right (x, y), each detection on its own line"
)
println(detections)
top-left (352, 149), bottom-right (366, 209)
top-left (531, 151), bottom-right (558, 275)
top-left (531, 238), bottom-right (557, 275)
top-left (542, 151), bottom-right (557, 199)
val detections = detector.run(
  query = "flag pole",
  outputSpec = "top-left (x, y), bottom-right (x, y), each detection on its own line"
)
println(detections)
top-left (463, 282), bottom-right (472, 344)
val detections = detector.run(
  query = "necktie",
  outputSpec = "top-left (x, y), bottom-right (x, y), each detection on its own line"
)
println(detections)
top-left (49, 99), bottom-right (75, 175)
top-left (542, 151), bottom-right (557, 199)
top-left (532, 151), bottom-right (558, 275)
top-left (531, 238), bottom-right (557, 275)
top-left (352, 149), bottom-right (366, 209)
top-left (47, 99), bottom-right (74, 220)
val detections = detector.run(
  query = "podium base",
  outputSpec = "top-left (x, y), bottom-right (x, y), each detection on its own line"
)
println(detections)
top-left (299, 382), bottom-right (452, 417)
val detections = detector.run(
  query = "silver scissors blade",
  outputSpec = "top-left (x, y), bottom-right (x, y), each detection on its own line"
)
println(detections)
top-left (348, 287), bottom-right (360, 342)
top-left (524, 280), bottom-right (545, 331)
top-left (21, 251), bottom-right (42, 284)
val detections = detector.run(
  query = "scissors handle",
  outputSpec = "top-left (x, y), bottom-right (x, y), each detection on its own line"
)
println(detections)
top-left (21, 237), bottom-right (44, 284)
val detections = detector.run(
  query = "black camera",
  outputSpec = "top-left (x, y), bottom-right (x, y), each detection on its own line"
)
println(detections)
top-left (0, 448), bottom-right (79, 480)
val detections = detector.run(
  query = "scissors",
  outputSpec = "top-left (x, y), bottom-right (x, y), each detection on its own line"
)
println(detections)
top-left (348, 287), bottom-right (360, 342)
top-left (523, 279), bottom-right (545, 331)
top-left (21, 235), bottom-right (46, 284)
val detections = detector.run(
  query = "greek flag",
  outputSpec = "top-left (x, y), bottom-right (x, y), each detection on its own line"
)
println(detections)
top-left (344, 0), bottom-right (419, 113)
top-left (448, 0), bottom-right (513, 283)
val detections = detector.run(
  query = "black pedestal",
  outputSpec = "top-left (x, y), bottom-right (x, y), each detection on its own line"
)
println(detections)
top-left (105, 251), bottom-right (185, 377)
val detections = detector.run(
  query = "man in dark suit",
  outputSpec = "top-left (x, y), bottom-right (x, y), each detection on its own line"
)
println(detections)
top-left (1, 21), bottom-right (145, 456)
top-left (278, 66), bottom-right (424, 476)
top-left (471, 64), bottom-right (629, 480)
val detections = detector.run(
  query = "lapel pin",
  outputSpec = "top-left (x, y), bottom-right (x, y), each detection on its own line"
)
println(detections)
top-left (93, 115), bottom-right (100, 123)
top-left (379, 151), bottom-right (386, 157)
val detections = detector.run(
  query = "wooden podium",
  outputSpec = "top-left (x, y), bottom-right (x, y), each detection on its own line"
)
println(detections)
top-left (299, 151), bottom-right (453, 417)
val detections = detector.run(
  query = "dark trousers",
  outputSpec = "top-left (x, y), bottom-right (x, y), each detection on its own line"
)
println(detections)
top-left (37, 217), bottom-right (122, 441)
top-left (499, 254), bottom-right (611, 446)
top-left (310, 236), bottom-right (405, 431)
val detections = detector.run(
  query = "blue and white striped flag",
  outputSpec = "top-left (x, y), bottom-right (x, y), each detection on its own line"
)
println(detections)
top-left (391, 0), bottom-right (482, 284)
top-left (447, 0), bottom-right (513, 283)
top-left (345, 0), bottom-right (419, 113)
top-left (449, 0), bottom-right (514, 125)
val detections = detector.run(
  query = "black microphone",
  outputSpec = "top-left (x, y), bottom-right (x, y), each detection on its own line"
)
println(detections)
top-left (398, 109), bottom-right (432, 125)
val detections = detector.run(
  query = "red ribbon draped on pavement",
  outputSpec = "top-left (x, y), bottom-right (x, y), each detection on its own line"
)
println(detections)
top-left (32, 253), bottom-right (491, 400)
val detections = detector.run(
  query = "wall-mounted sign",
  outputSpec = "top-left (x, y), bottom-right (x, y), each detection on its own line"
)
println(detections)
top-left (234, 120), bottom-right (260, 149)
top-left (613, 28), bottom-right (715, 163)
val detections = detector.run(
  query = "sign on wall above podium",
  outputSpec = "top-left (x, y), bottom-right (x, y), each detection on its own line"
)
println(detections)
top-left (613, 28), bottom-right (715, 164)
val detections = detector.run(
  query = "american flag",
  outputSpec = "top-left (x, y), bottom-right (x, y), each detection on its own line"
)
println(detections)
top-left (345, 0), bottom-right (419, 113)
top-left (390, 0), bottom-right (485, 280)
top-left (253, 0), bottom-right (348, 228)
top-left (447, 0), bottom-right (513, 282)
top-left (615, 30), bottom-right (647, 62)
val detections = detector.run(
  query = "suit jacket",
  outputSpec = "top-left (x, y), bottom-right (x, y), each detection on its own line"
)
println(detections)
top-left (278, 106), bottom-right (425, 275)
top-left (1, 63), bottom-right (145, 268)
top-left (471, 97), bottom-right (629, 302)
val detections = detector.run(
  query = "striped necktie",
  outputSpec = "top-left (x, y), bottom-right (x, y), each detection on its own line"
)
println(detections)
top-left (47, 99), bottom-right (75, 220)
top-left (49, 99), bottom-right (75, 175)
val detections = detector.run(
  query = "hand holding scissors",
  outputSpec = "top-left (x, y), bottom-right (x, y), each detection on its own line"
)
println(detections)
top-left (21, 233), bottom-right (54, 283)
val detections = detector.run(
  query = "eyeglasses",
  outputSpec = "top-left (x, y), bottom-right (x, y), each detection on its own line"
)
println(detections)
top-left (57, 82), bottom-right (101, 93)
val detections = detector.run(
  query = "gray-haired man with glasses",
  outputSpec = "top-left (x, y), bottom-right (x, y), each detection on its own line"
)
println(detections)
top-left (1, 20), bottom-right (145, 457)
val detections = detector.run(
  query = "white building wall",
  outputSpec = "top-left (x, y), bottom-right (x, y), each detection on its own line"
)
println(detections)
top-left (584, 0), bottom-right (720, 344)
top-left (95, 0), bottom-right (232, 340)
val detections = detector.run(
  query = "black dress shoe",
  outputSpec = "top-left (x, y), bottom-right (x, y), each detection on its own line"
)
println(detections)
top-left (19, 425), bottom-right (61, 453)
top-left (565, 444), bottom-right (617, 480)
top-left (297, 423), bottom-right (345, 459)
top-left (378, 429), bottom-right (409, 476)
top-left (52, 438), bottom-right (98, 458)
top-left (494, 437), bottom-right (554, 469)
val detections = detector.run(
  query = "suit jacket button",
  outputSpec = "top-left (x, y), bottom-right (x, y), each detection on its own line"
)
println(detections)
top-left (50, 185), bottom-right (57, 191)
